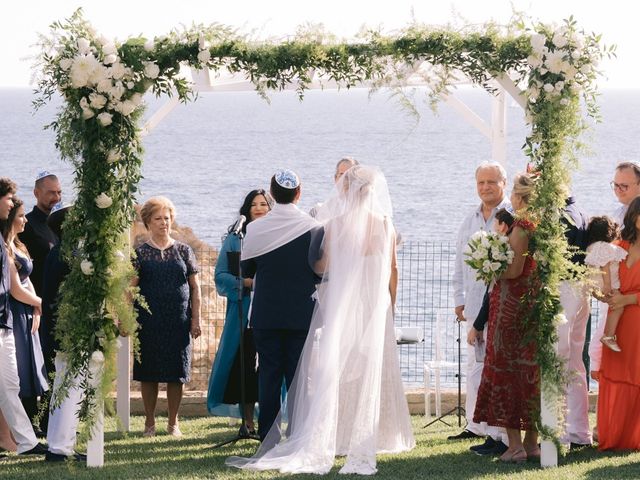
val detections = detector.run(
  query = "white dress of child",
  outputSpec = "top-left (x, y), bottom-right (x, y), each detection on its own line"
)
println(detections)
top-left (584, 241), bottom-right (628, 290)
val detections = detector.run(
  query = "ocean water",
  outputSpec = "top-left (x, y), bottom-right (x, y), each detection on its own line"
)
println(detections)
top-left (2, 86), bottom-right (640, 245)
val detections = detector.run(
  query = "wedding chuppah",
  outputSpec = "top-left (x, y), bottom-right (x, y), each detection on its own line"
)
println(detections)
top-left (24, 7), bottom-right (612, 470)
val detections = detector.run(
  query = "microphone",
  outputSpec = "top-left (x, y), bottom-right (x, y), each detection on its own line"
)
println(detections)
top-left (231, 215), bottom-right (247, 236)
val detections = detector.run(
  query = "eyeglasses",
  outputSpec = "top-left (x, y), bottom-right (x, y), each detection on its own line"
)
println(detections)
top-left (610, 181), bottom-right (640, 192)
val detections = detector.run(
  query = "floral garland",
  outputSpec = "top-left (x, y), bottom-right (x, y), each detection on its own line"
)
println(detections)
top-left (33, 9), bottom-right (611, 436)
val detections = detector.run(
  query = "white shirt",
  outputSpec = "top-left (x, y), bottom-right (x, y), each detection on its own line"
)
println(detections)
top-left (453, 198), bottom-right (511, 320)
top-left (612, 203), bottom-right (627, 228)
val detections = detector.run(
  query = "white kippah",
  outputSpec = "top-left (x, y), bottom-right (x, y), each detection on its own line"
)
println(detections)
top-left (274, 169), bottom-right (300, 189)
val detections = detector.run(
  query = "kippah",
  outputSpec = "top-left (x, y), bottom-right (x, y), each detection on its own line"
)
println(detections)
top-left (274, 169), bottom-right (300, 189)
top-left (36, 170), bottom-right (55, 182)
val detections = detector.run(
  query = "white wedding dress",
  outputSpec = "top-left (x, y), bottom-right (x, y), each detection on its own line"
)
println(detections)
top-left (226, 165), bottom-right (415, 475)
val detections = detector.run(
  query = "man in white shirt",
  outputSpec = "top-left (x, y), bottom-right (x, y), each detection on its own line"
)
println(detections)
top-left (611, 162), bottom-right (640, 226)
top-left (450, 162), bottom-right (510, 453)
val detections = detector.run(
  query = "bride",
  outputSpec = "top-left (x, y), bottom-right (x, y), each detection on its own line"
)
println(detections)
top-left (226, 165), bottom-right (415, 475)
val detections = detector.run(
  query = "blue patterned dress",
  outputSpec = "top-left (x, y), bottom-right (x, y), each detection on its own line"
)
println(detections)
top-left (10, 252), bottom-right (48, 397)
top-left (133, 242), bottom-right (199, 383)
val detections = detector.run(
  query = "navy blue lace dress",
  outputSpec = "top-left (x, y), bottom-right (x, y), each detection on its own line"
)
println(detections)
top-left (10, 252), bottom-right (48, 397)
top-left (133, 242), bottom-right (199, 383)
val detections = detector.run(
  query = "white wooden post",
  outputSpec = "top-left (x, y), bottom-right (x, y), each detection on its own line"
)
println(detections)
top-left (116, 336), bottom-right (130, 431)
top-left (87, 353), bottom-right (105, 468)
top-left (540, 388), bottom-right (558, 467)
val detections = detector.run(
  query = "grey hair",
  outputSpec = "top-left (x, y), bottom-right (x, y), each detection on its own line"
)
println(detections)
top-left (475, 161), bottom-right (507, 183)
top-left (335, 157), bottom-right (359, 175)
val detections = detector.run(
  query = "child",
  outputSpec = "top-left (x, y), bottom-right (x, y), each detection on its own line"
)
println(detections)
top-left (585, 215), bottom-right (628, 352)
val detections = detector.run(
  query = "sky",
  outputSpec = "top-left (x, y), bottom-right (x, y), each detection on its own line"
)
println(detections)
top-left (0, 0), bottom-right (635, 88)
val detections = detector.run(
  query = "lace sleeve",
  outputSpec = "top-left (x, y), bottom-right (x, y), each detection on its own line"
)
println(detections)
top-left (585, 241), bottom-right (627, 267)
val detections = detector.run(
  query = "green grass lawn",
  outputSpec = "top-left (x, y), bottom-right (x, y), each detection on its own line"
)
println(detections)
top-left (1, 414), bottom-right (639, 479)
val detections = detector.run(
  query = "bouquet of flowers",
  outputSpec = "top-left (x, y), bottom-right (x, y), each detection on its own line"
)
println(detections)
top-left (464, 231), bottom-right (515, 284)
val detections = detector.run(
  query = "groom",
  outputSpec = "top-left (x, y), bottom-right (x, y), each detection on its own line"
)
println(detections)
top-left (241, 169), bottom-right (321, 441)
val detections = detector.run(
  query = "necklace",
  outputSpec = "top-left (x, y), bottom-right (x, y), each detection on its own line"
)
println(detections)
top-left (148, 237), bottom-right (174, 259)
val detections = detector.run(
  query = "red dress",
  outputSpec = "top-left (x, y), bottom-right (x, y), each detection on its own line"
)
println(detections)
top-left (598, 240), bottom-right (640, 450)
top-left (473, 221), bottom-right (540, 430)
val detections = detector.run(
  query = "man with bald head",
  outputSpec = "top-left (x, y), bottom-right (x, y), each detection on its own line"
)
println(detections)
top-left (18, 171), bottom-right (62, 297)
top-left (451, 161), bottom-right (510, 453)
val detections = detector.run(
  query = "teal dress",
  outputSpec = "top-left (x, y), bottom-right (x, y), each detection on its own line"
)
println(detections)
top-left (207, 233), bottom-right (257, 418)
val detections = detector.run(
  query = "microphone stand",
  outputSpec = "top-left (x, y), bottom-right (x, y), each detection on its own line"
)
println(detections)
top-left (424, 317), bottom-right (466, 428)
top-left (212, 230), bottom-right (260, 448)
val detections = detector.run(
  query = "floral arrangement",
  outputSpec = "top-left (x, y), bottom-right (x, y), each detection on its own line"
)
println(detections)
top-left (32, 9), bottom-right (610, 441)
top-left (464, 231), bottom-right (515, 284)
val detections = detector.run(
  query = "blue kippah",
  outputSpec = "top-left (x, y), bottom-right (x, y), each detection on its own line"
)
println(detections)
top-left (274, 169), bottom-right (300, 189)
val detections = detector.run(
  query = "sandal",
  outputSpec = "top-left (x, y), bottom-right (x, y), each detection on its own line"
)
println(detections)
top-left (168, 424), bottom-right (183, 437)
top-left (600, 335), bottom-right (621, 352)
top-left (143, 425), bottom-right (155, 437)
top-left (499, 448), bottom-right (527, 464)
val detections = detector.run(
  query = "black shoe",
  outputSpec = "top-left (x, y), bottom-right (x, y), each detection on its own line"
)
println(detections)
top-left (470, 437), bottom-right (496, 453)
top-left (45, 450), bottom-right (87, 462)
top-left (19, 443), bottom-right (48, 455)
top-left (492, 440), bottom-right (509, 455)
top-left (570, 442), bottom-right (592, 451)
top-left (447, 430), bottom-right (482, 441)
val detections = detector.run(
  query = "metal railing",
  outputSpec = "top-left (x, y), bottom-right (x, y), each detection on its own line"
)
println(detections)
top-left (133, 241), bottom-right (603, 391)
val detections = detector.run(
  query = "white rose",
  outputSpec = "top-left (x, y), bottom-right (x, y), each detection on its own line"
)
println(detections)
top-left (552, 31), bottom-right (568, 49)
top-left (106, 149), bottom-right (121, 163)
top-left (530, 34), bottom-right (547, 54)
top-left (564, 65), bottom-right (578, 80)
top-left (90, 350), bottom-right (105, 364)
top-left (103, 53), bottom-right (117, 65)
top-left (143, 39), bottom-right (155, 52)
top-left (554, 313), bottom-right (568, 325)
top-left (82, 108), bottom-right (95, 120)
top-left (115, 99), bottom-right (136, 116)
top-left (59, 58), bottom-right (73, 71)
top-left (571, 50), bottom-right (582, 60)
top-left (108, 62), bottom-right (127, 80)
top-left (490, 262), bottom-right (502, 272)
top-left (95, 192), bottom-right (113, 208)
top-left (77, 37), bottom-right (91, 55)
top-left (538, 67), bottom-right (548, 75)
top-left (94, 80), bottom-right (109, 94)
top-left (580, 64), bottom-right (592, 75)
top-left (89, 92), bottom-right (107, 110)
top-left (97, 112), bottom-right (113, 126)
top-left (560, 98), bottom-right (570, 105)
top-left (527, 55), bottom-right (543, 69)
top-left (80, 259), bottom-right (94, 275)
top-left (544, 50), bottom-right (566, 75)
top-left (127, 81), bottom-right (135, 89)
top-left (197, 49), bottom-right (211, 63)
top-left (102, 43), bottom-right (117, 56)
top-left (109, 82), bottom-right (126, 101)
top-left (88, 64), bottom-right (109, 87)
top-left (470, 231), bottom-right (485, 241)
top-left (69, 53), bottom-right (100, 88)
top-left (144, 61), bottom-right (160, 79)
top-left (554, 81), bottom-right (565, 91)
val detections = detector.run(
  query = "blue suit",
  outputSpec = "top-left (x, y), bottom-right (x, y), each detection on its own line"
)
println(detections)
top-left (241, 230), bottom-right (320, 440)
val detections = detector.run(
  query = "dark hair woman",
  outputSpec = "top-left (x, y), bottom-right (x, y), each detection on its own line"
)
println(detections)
top-left (207, 189), bottom-right (271, 434)
top-left (0, 197), bottom-right (48, 433)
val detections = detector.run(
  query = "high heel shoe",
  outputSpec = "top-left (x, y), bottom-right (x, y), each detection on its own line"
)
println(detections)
top-left (499, 448), bottom-right (527, 464)
top-left (600, 335), bottom-right (621, 352)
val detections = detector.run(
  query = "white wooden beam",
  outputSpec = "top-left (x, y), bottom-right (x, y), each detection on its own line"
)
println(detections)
top-left (141, 96), bottom-right (181, 137)
top-left (494, 74), bottom-right (527, 110)
top-left (441, 93), bottom-right (492, 140)
top-left (490, 89), bottom-right (507, 165)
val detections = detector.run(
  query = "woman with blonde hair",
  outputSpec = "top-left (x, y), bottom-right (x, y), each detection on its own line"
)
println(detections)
top-left (473, 172), bottom-right (540, 463)
top-left (132, 196), bottom-right (201, 437)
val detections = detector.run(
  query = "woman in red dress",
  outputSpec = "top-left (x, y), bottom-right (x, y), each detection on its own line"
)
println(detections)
top-left (473, 173), bottom-right (539, 463)
top-left (597, 196), bottom-right (640, 450)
